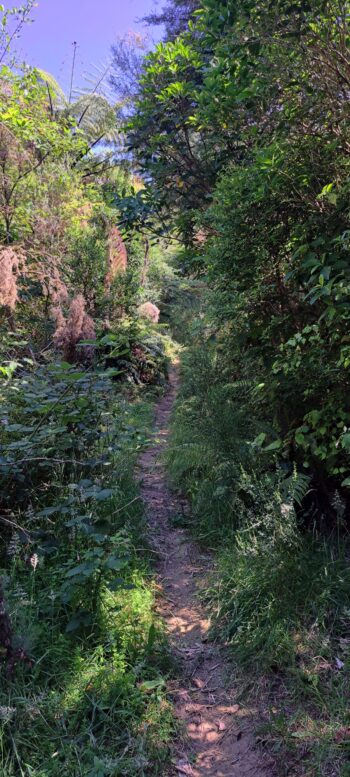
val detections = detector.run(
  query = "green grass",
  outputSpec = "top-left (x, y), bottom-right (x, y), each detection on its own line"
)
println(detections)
top-left (208, 538), bottom-right (350, 669)
top-left (0, 389), bottom-right (176, 777)
top-left (0, 581), bottom-right (174, 776)
top-left (166, 331), bottom-right (350, 777)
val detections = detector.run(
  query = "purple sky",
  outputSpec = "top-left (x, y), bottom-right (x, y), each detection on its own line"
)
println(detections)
top-left (7, 0), bottom-right (163, 92)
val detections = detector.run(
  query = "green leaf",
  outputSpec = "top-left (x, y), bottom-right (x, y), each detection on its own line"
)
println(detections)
top-left (106, 578), bottom-right (125, 591)
top-left (253, 432), bottom-right (266, 447)
top-left (101, 368), bottom-right (124, 378)
top-left (264, 439), bottom-right (282, 451)
top-left (139, 678), bottom-right (165, 693)
top-left (65, 561), bottom-right (97, 578)
top-left (341, 434), bottom-right (350, 450)
top-left (104, 555), bottom-right (128, 571)
top-left (65, 612), bottom-right (92, 632)
top-left (147, 623), bottom-right (157, 651)
top-left (94, 488), bottom-right (114, 501)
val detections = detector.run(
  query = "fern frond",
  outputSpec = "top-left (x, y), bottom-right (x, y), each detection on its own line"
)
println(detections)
top-left (71, 94), bottom-right (119, 143)
top-left (281, 470), bottom-right (311, 506)
top-left (223, 380), bottom-right (252, 394)
top-left (36, 69), bottom-right (67, 107)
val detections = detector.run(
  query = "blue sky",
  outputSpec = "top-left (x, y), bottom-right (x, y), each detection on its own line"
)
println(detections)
top-left (8, 0), bottom-right (162, 91)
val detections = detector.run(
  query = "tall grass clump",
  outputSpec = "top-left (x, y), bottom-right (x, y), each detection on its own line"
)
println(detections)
top-left (167, 338), bottom-right (261, 541)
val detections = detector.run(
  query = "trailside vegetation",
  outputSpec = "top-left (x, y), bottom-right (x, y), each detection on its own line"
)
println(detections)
top-left (129, 1), bottom-right (350, 774)
top-left (3, 0), bottom-right (350, 773)
top-left (131, 0), bottom-right (350, 497)
top-left (0, 5), bottom-right (176, 774)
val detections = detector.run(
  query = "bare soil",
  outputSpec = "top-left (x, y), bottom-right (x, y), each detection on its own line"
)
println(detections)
top-left (138, 366), bottom-right (275, 777)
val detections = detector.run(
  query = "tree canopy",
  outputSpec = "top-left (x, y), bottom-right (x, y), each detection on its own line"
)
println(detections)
top-left (129, 0), bottom-right (350, 497)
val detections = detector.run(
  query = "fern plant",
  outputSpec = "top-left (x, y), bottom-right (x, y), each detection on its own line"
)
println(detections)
top-left (281, 468), bottom-right (311, 507)
top-left (37, 68), bottom-right (120, 148)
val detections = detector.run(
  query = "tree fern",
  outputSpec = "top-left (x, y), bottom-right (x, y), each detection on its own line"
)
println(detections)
top-left (37, 68), bottom-right (120, 146)
top-left (36, 68), bottom-right (66, 107)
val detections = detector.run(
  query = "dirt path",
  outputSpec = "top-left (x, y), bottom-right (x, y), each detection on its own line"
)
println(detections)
top-left (138, 367), bottom-right (274, 777)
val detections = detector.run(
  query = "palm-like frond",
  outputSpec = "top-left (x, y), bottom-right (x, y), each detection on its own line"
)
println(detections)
top-left (36, 68), bottom-right (119, 146)
top-left (36, 68), bottom-right (67, 108)
top-left (71, 94), bottom-right (119, 144)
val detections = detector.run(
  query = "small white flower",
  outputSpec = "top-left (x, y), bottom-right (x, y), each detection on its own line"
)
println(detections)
top-left (0, 706), bottom-right (16, 721)
top-left (29, 553), bottom-right (39, 571)
top-left (281, 503), bottom-right (293, 518)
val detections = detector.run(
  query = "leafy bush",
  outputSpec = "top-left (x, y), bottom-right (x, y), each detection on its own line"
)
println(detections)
top-left (0, 349), bottom-right (174, 775)
top-left (130, 0), bottom-right (350, 517)
top-left (168, 323), bottom-right (350, 776)
top-left (100, 317), bottom-right (169, 387)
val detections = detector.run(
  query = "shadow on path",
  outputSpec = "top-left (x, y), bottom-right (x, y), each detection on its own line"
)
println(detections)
top-left (138, 366), bottom-right (275, 777)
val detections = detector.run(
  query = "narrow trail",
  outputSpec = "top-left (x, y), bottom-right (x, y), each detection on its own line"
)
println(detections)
top-left (138, 366), bottom-right (275, 777)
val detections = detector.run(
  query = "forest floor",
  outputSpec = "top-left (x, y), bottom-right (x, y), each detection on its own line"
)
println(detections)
top-left (138, 364), bottom-right (276, 777)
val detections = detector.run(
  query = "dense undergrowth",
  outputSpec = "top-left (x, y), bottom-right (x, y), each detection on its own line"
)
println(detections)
top-left (124, 2), bottom-right (350, 773)
top-left (0, 338), bottom-right (177, 776)
top-left (166, 288), bottom-right (350, 777)
top-left (3, 0), bottom-right (350, 774)
top-left (0, 9), bottom-right (178, 770)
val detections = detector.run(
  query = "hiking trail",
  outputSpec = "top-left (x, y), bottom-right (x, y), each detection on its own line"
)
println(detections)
top-left (138, 366), bottom-right (275, 777)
